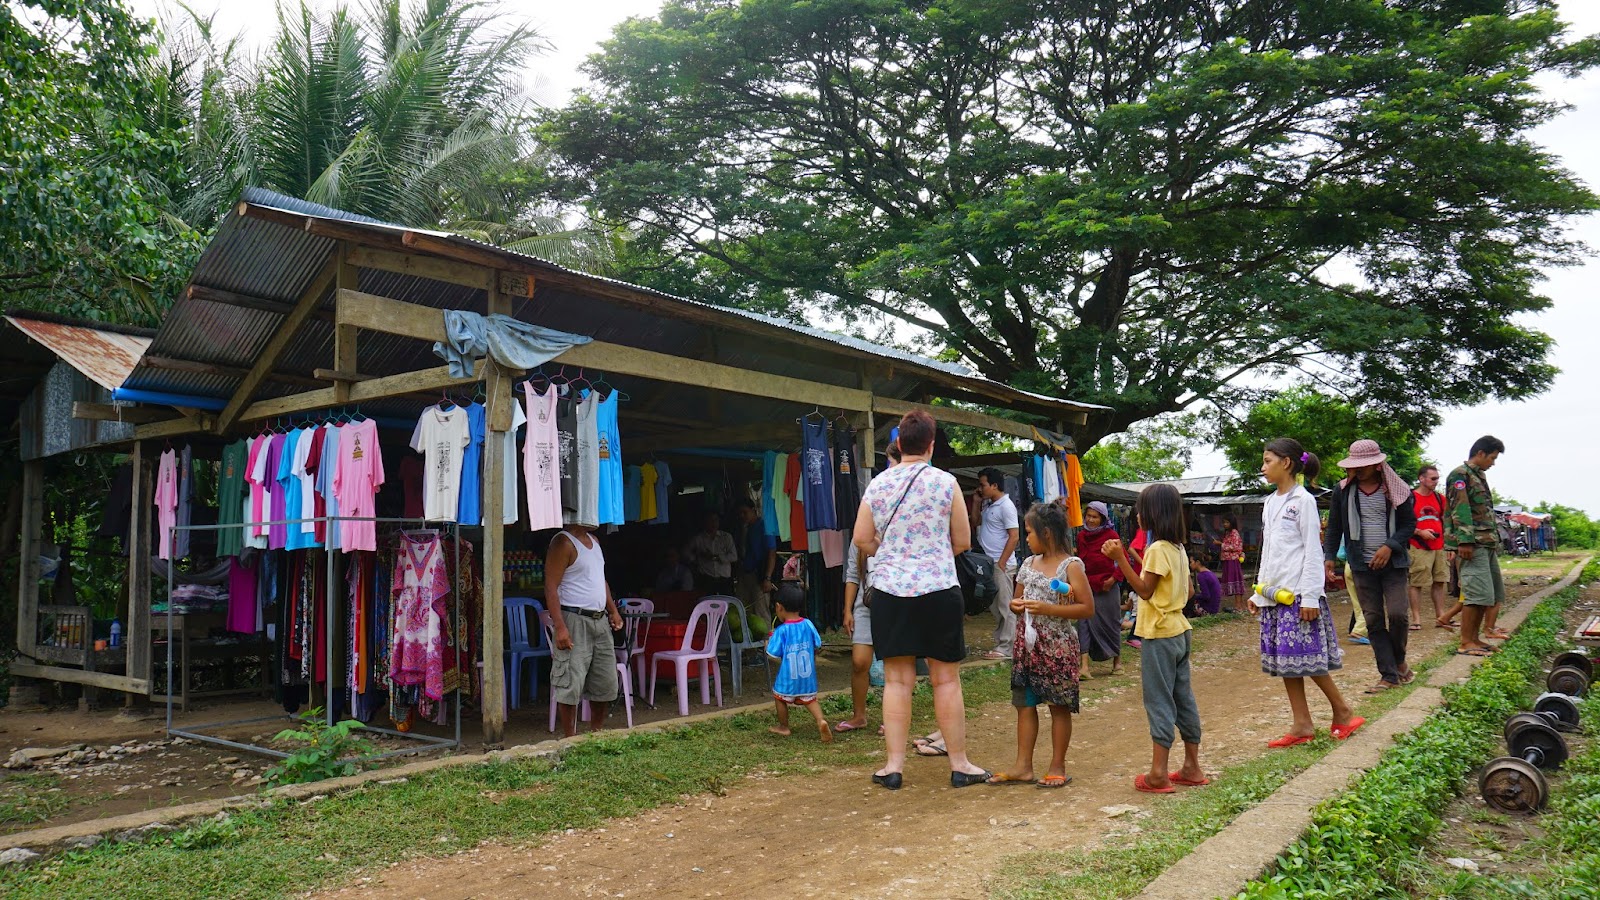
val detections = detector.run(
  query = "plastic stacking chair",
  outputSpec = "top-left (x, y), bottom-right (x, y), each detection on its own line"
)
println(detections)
top-left (648, 598), bottom-right (729, 717)
top-left (619, 598), bottom-right (655, 694)
top-left (504, 597), bottom-right (549, 711)
top-left (718, 595), bottom-right (769, 697)
top-left (540, 610), bottom-right (635, 731)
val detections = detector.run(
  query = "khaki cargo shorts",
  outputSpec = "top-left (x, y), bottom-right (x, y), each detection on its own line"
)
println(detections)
top-left (550, 612), bottom-right (619, 706)
top-left (1408, 547), bottom-right (1449, 589)
top-left (1458, 545), bottom-right (1505, 608)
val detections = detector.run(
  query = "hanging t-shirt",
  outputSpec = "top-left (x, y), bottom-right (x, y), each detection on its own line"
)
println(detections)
top-left (649, 460), bottom-right (672, 525)
top-left (523, 384), bottom-right (562, 530)
top-left (244, 435), bottom-right (269, 546)
top-left (624, 466), bottom-right (642, 522)
top-left (217, 439), bottom-right (248, 558)
top-left (785, 452), bottom-right (807, 551)
top-left (409, 404), bottom-right (471, 523)
top-left (640, 463), bottom-right (658, 521)
top-left (457, 403), bottom-right (486, 525)
top-left (566, 391), bottom-right (601, 527)
top-left (316, 423), bottom-right (343, 550)
top-left (155, 448), bottom-right (179, 560)
top-left (801, 420), bottom-right (837, 531)
top-left (282, 428), bottom-right (319, 550)
top-left (334, 419), bottom-right (385, 552)
top-left (260, 433), bottom-right (288, 550)
top-left (595, 391), bottom-right (625, 526)
top-left (292, 427), bottom-right (320, 541)
top-left (175, 444), bottom-right (193, 558)
top-left (303, 426), bottom-right (326, 541)
top-left (488, 398), bottom-right (526, 526)
top-left (832, 424), bottom-right (860, 532)
top-left (557, 393), bottom-right (580, 519)
top-left (773, 453), bottom-right (791, 542)
top-left (761, 451), bottom-right (780, 536)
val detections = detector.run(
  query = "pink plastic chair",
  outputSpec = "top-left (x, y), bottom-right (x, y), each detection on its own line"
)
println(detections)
top-left (540, 610), bottom-right (635, 731)
top-left (647, 598), bottom-right (729, 717)
top-left (619, 598), bottom-right (654, 694)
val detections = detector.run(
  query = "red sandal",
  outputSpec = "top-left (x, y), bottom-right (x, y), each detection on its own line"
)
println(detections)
top-left (1330, 717), bottom-right (1366, 741)
top-left (1267, 733), bottom-right (1314, 749)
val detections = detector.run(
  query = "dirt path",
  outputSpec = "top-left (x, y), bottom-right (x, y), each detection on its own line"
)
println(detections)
top-left (318, 570), bottom-right (1567, 900)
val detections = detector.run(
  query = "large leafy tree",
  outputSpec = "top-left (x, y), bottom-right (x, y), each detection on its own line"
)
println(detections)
top-left (1, 0), bottom-right (200, 323)
top-left (546, 0), bottom-right (1599, 445)
top-left (1215, 387), bottom-right (1427, 488)
top-left (139, 0), bottom-right (613, 268)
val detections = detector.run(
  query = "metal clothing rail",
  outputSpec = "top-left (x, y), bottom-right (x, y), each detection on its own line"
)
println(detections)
top-left (160, 516), bottom-right (465, 761)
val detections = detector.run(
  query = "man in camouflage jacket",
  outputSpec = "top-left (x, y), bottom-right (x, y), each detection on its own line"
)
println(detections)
top-left (1446, 436), bottom-right (1506, 655)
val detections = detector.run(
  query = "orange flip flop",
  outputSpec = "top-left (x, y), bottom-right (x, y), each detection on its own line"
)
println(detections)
top-left (1331, 716), bottom-right (1367, 741)
top-left (1169, 771), bottom-right (1211, 787)
top-left (1134, 773), bottom-right (1175, 794)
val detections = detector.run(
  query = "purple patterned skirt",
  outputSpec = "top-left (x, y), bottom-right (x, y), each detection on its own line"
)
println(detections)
top-left (1260, 598), bottom-right (1343, 678)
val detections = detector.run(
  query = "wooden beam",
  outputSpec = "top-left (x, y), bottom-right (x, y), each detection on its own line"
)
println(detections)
top-left (348, 245), bottom-right (492, 291)
top-left (7, 662), bottom-right (151, 695)
top-left (215, 252), bottom-right (340, 432)
top-left (337, 288), bottom-right (442, 342)
top-left (141, 355), bottom-right (324, 389)
top-left (127, 443), bottom-right (152, 685)
top-left (72, 402), bottom-right (173, 425)
top-left (187, 284), bottom-right (333, 323)
top-left (239, 366), bottom-right (473, 422)
top-left (15, 460), bottom-right (43, 657)
top-left (560, 341), bottom-right (871, 411)
top-left (872, 397), bottom-right (1071, 447)
top-left (132, 414), bottom-right (214, 441)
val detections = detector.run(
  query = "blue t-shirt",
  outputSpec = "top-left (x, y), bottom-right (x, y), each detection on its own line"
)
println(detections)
top-left (650, 460), bottom-right (672, 524)
top-left (457, 403), bottom-right (486, 525)
top-left (761, 452), bottom-right (780, 536)
top-left (766, 617), bottom-right (822, 699)
top-left (279, 429), bottom-right (308, 550)
top-left (624, 465), bottom-right (642, 522)
top-left (801, 420), bottom-right (837, 531)
top-left (740, 523), bottom-right (777, 573)
top-left (595, 392), bottom-right (624, 525)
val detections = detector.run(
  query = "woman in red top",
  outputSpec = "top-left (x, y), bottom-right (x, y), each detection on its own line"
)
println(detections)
top-left (1219, 516), bottom-right (1247, 614)
top-left (1075, 501), bottom-right (1124, 677)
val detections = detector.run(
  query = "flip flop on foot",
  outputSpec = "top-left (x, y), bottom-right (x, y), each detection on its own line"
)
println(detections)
top-left (1169, 771), bottom-right (1210, 786)
top-left (914, 739), bottom-right (948, 757)
top-left (1364, 680), bottom-right (1394, 694)
top-left (1435, 619), bottom-right (1459, 629)
top-left (1456, 646), bottom-right (1494, 657)
top-left (1134, 773), bottom-right (1175, 794)
top-left (985, 772), bottom-right (1036, 786)
top-left (1080, 670), bottom-right (1094, 681)
top-left (1409, 623), bottom-right (1421, 631)
top-left (1330, 716), bottom-right (1366, 741)
top-left (1485, 629), bottom-right (1511, 640)
top-left (1037, 775), bottom-right (1072, 789)
top-left (1267, 733), bottom-right (1314, 749)
top-left (982, 650), bottom-right (1012, 660)
top-left (834, 720), bottom-right (867, 733)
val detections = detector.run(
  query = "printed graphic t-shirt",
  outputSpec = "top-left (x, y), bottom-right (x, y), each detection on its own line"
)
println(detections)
top-left (409, 405), bottom-right (471, 522)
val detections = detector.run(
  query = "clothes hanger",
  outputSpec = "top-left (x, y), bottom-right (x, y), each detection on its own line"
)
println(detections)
top-left (795, 406), bottom-right (826, 425)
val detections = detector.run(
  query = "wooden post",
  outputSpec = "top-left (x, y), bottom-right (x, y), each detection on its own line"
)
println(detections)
top-left (14, 459), bottom-right (44, 659)
top-left (479, 280), bottom-right (512, 746)
top-left (127, 443), bottom-right (153, 689)
top-left (859, 407), bottom-right (876, 484)
top-left (333, 243), bottom-right (359, 404)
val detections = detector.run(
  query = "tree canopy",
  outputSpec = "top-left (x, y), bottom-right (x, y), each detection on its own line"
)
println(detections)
top-left (1215, 386), bottom-right (1426, 487)
top-left (546, 0), bottom-right (1600, 446)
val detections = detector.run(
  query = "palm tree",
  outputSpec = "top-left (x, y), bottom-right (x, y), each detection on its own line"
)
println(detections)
top-left (140, 0), bottom-right (613, 272)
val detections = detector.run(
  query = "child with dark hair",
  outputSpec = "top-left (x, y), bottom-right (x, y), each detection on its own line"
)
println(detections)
top-left (765, 582), bottom-right (831, 742)
top-left (987, 502), bottom-right (1095, 788)
top-left (1257, 437), bottom-right (1364, 747)
top-left (1104, 484), bottom-right (1206, 794)
top-left (1187, 553), bottom-right (1224, 617)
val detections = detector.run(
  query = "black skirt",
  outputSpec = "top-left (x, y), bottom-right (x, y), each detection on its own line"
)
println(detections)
top-left (871, 586), bottom-right (967, 663)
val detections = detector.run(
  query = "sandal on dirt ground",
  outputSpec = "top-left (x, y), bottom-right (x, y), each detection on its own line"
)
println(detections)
top-left (1330, 716), bottom-right (1366, 741)
top-left (1364, 680), bottom-right (1394, 694)
top-left (1133, 773), bottom-right (1175, 794)
top-left (1267, 733), bottom-right (1314, 749)
top-left (1409, 623), bottom-right (1421, 631)
top-left (1399, 669), bottom-right (1416, 685)
top-left (1037, 775), bottom-right (1072, 789)
top-left (1435, 620), bottom-right (1459, 629)
top-left (1169, 771), bottom-right (1210, 786)
top-left (1485, 629), bottom-right (1511, 640)
top-left (986, 772), bottom-right (1036, 786)
top-left (914, 739), bottom-right (948, 757)
top-left (834, 721), bottom-right (867, 732)
top-left (1456, 646), bottom-right (1494, 657)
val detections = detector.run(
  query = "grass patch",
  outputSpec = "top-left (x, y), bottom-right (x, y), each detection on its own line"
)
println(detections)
top-left (1235, 559), bottom-right (1597, 900)
top-left (986, 628), bottom-right (1461, 900)
top-left (0, 663), bottom-right (1018, 899)
top-left (0, 773), bottom-right (68, 827)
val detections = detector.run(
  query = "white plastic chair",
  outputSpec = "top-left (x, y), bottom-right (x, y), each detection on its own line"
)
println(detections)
top-left (647, 598), bottom-right (729, 717)
top-left (717, 594), bottom-right (769, 696)
top-left (540, 610), bottom-right (635, 731)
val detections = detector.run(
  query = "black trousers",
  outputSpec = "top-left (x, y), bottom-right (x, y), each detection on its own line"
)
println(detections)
top-left (1352, 566), bottom-right (1410, 683)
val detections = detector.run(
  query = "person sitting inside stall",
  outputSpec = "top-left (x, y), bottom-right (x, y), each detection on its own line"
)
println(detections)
top-left (766, 581), bottom-right (832, 742)
top-left (685, 510), bottom-right (737, 595)
top-left (1187, 553), bottom-right (1224, 617)
top-left (653, 547), bottom-right (695, 593)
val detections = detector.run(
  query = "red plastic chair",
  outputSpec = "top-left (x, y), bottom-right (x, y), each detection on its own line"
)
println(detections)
top-left (647, 597), bottom-right (729, 717)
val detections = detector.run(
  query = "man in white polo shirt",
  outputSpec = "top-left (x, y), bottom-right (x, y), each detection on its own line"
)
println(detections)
top-left (544, 523), bottom-right (624, 737)
top-left (974, 467), bottom-right (1020, 660)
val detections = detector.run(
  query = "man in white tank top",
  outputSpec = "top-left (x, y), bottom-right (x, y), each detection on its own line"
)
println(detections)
top-left (545, 524), bottom-right (624, 736)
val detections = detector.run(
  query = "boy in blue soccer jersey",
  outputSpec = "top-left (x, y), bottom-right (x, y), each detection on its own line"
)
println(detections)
top-left (766, 582), bottom-right (833, 742)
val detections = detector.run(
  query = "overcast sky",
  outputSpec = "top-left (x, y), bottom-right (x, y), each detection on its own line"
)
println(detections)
top-left (132, 0), bottom-right (1600, 515)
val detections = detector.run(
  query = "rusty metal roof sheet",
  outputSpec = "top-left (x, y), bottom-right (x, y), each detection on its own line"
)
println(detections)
top-left (5, 313), bottom-right (152, 391)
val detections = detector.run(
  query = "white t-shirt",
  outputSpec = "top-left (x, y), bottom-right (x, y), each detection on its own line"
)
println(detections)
top-left (978, 494), bottom-right (1018, 568)
top-left (487, 399), bottom-right (527, 526)
top-left (409, 405), bottom-right (471, 523)
top-left (293, 427), bottom-right (317, 534)
top-left (1255, 485), bottom-right (1325, 607)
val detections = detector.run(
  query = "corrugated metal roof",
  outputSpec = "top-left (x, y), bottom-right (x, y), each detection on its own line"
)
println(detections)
top-left (122, 189), bottom-right (1111, 431)
top-left (5, 313), bottom-right (152, 391)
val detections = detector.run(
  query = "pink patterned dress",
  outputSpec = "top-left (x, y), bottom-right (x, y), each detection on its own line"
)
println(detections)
top-left (390, 533), bottom-right (449, 701)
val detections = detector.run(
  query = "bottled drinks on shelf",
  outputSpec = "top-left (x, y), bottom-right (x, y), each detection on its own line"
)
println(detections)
top-left (501, 550), bottom-right (545, 591)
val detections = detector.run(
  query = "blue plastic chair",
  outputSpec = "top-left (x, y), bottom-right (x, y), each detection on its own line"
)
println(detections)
top-left (505, 597), bottom-right (549, 710)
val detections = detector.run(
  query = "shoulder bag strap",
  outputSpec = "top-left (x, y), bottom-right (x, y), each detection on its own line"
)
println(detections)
top-left (878, 465), bottom-right (928, 545)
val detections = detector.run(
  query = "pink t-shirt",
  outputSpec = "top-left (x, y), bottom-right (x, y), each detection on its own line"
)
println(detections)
top-left (155, 448), bottom-right (179, 560)
top-left (245, 435), bottom-right (269, 540)
top-left (334, 420), bottom-right (385, 552)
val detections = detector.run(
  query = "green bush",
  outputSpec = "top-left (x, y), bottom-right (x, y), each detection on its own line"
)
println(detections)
top-left (262, 708), bottom-right (376, 787)
top-left (1237, 561), bottom-right (1598, 899)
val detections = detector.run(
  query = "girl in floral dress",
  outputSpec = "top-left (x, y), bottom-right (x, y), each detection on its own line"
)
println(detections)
top-left (1220, 517), bottom-right (1248, 613)
top-left (987, 502), bottom-right (1095, 788)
